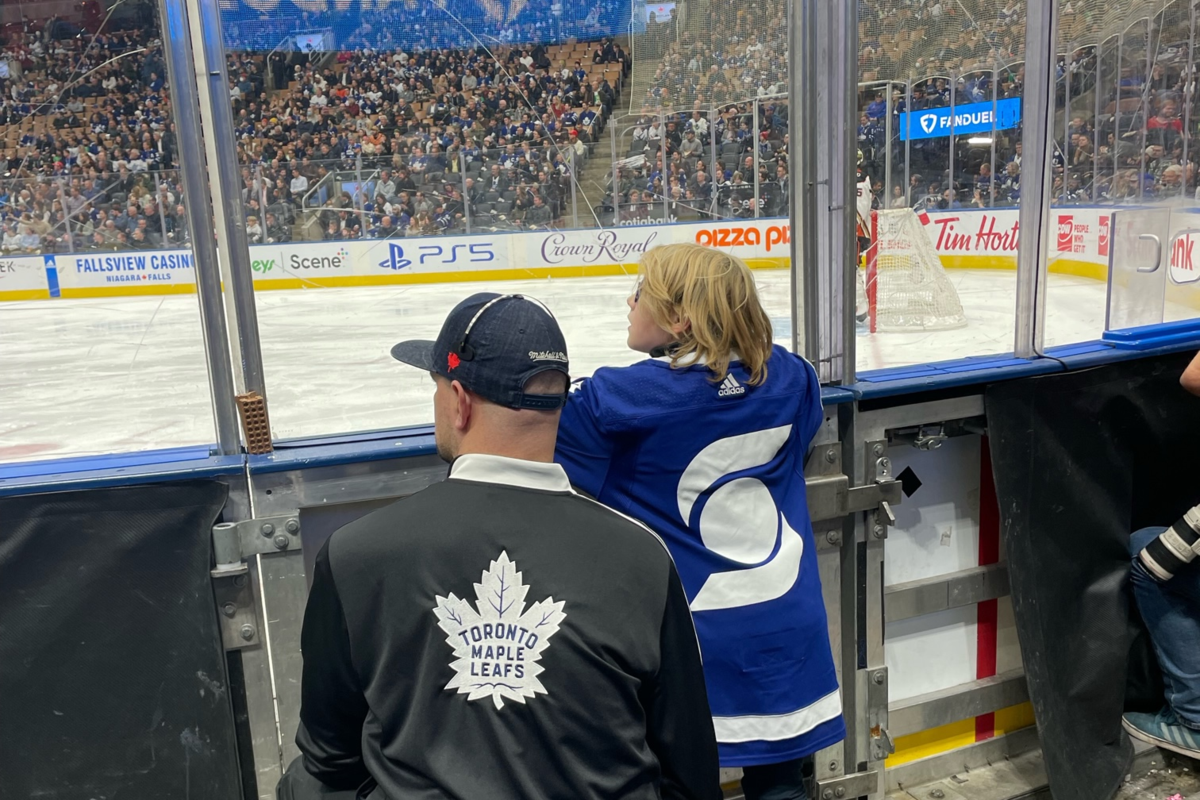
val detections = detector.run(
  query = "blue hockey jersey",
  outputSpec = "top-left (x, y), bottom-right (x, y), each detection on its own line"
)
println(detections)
top-left (555, 346), bottom-right (846, 766)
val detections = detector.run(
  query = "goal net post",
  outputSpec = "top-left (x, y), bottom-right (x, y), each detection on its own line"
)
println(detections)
top-left (867, 209), bottom-right (968, 333)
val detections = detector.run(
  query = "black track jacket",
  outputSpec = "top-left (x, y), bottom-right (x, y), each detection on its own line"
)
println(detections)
top-left (295, 453), bottom-right (721, 800)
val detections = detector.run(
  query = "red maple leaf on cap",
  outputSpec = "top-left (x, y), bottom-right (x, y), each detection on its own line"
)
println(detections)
top-left (447, 352), bottom-right (461, 370)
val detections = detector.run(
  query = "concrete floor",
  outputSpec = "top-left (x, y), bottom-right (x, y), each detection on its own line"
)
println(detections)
top-left (886, 747), bottom-right (1199, 800)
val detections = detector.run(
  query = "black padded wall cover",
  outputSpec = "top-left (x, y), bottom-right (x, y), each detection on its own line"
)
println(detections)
top-left (985, 352), bottom-right (1200, 800)
top-left (0, 480), bottom-right (240, 800)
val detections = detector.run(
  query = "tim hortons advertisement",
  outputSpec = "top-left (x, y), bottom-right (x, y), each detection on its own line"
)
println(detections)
top-left (923, 208), bottom-right (1111, 267)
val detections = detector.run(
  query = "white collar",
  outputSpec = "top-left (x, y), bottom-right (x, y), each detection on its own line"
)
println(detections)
top-left (652, 349), bottom-right (741, 367)
top-left (448, 453), bottom-right (572, 493)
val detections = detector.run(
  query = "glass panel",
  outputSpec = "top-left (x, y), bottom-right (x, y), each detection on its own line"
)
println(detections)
top-left (0, 5), bottom-right (212, 463)
top-left (217, 0), bottom-right (797, 436)
top-left (856, 3), bottom-right (1025, 372)
top-left (1046, 0), bottom-right (1199, 347)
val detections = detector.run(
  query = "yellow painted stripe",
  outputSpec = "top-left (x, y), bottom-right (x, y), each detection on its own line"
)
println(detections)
top-left (994, 701), bottom-right (1037, 736)
top-left (0, 289), bottom-right (51, 301)
top-left (886, 719), bottom-right (977, 767)
top-left (58, 283), bottom-right (199, 298)
top-left (249, 259), bottom-right (789, 290)
top-left (885, 702), bottom-right (1038, 767)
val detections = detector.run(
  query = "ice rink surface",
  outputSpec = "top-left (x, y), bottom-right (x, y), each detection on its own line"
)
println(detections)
top-left (2, 268), bottom-right (1195, 463)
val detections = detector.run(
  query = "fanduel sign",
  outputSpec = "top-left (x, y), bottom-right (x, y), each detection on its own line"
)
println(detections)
top-left (899, 98), bottom-right (1022, 141)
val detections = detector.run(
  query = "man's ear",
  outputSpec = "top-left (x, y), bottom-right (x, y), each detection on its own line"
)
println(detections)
top-left (451, 379), bottom-right (473, 431)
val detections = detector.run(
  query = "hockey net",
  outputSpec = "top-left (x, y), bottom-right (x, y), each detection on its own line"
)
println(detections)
top-left (867, 209), bottom-right (968, 332)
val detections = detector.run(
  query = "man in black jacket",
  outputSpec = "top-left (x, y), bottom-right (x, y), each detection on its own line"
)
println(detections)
top-left (279, 293), bottom-right (720, 800)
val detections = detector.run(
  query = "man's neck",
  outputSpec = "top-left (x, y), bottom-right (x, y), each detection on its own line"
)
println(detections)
top-left (454, 430), bottom-right (557, 464)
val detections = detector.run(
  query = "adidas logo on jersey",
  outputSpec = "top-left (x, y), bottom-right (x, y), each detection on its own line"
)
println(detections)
top-left (718, 374), bottom-right (746, 397)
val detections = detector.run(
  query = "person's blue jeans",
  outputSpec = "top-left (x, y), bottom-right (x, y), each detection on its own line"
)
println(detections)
top-left (1129, 527), bottom-right (1200, 730)
top-left (741, 757), bottom-right (810, 800)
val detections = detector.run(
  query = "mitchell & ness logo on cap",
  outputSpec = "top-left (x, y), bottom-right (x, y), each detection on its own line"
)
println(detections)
top-left (528, 350), bottom-right (567, 362)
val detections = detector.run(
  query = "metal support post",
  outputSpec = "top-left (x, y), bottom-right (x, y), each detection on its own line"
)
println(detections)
top-left (753, 98), bottom-right (761, 218)
top-left (660, 108), bottom-right (669, 221)
top-left (990, 62), bottom-right (998, 207)
top-left (1139, 21), bottom-right (1152, 200)
top-left (710, 107), bottom-right (719, 218)
top-left (904, 79), bottom-right (912, 204)
top-left (1093, 42), bottom-right (1103, 201)
top-left (56, 178), bottom-right (72, 251)
top-left (1115, 34), bottom-right (1123, 184)
top-left (1014, 0), bottom-right (1059, 358)
top-left (568, 147), bottom-right (579, 229)
top-left (460, 151), bottom-right (471, 234)
top-left (1062, 45), bottom-right (1072, 204)
top-left (789, 0), bottom-right (819, 364)
top-left (256, 163), bottom-right (268, 217)
top-left (156, 0), bottom-right (242, 455)
top-left (1186, 5), bottom-right (1197, 199)
top-left (948, 71), bottom-right (957, 202)
top-left (611, 123), bottom-right (620, 224)
top-left (832, 0), bottom-right (858, 386)
top-left (355, 154), bottom-right (365, 222)
top-left (158, 193), bottom-right (169, 248)
top-left (191, 0), bottom-right (267, 398)
top-left (884, 82), bottom-right (893, 204)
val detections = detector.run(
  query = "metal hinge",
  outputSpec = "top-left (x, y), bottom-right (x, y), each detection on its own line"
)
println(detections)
top-left (865, 441), bottom-right (898, 541)
top-left (211, 515), bottom-right (301, 650)
top-left (867, 666), bottom-right (896, 762)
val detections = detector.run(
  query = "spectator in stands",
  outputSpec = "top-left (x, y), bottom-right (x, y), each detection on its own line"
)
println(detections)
top-left (265, 211), bottom-right (289, 243)
top-left (1, 223), bottom-right (20, 252)
top-left (246, 215), bottom-right (264, 244)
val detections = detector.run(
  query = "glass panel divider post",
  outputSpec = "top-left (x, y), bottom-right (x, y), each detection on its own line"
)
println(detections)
top-left (1015, 0), bottom-right (1060, 359)
top-left (710, 105), bottom-right (719, 219)
top-left (949, 70), bottom-right (957, 207)
top-left (991, 61), bottom-right (999, 208)
top-left (1187, 1), bottom-right (1197, 201)
top-left (1063, 44), bottom-right (1072, 205)
top-left (195, 0), bottom-right (267, 399)
top-left (1093, 40), bottom-right (1105, 203)
top-left (904, 78), bottom-right (912, 206)
top-left (568, 146), bottom-right (579, 229)
top-left (753, 97), bottom-right (761, 218)
top-left (156, 0), bottom-right (241, 455)
top-left (610, 121), bottom-right (620, 226)
top-left (660, 107), bottom-right (669, 222)
top-left (884, 82), bottom-right (893, 208)
top-left (461, 151), bottom-right (472, 235)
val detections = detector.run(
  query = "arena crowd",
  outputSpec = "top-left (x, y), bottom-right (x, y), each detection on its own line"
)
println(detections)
top-left (0, 0), bottom-right (1196, 255)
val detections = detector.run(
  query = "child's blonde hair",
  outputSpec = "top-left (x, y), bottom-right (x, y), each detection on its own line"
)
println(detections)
top-left (637, 243), bottom-right (774, 385)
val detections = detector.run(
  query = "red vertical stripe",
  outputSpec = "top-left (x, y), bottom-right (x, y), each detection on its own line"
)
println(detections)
top-left (976, 436), bottom-right (1000, 741)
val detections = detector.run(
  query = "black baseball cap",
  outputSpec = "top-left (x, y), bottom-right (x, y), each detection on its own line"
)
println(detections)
top-left (390, 293), bottom-right (570, 410)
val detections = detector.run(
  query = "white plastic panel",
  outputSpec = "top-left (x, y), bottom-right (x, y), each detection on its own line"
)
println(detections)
top-left (884, 436), bottom-right (983, 587)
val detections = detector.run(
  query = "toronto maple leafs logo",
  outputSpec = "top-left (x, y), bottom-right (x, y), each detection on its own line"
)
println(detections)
top-left (433, 551), bottom-right (566, 710)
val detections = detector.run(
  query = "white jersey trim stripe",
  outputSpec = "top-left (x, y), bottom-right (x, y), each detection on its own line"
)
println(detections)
top-left (712, 689), bottom-right (843, 744)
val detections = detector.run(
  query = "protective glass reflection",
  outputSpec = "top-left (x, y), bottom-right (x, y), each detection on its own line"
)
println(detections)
top-left (0, 4), bottom-right (212, 464)
top-left (220, 0), bottom-right (798, 439)
top-left (1046, 0), bottom-right (1200, 346)
top-left (853, 4), bottom-right (1026, 372)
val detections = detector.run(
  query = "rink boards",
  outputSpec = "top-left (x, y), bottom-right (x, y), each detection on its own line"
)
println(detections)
top-left (1, 208), bottom-right (1173, 301)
